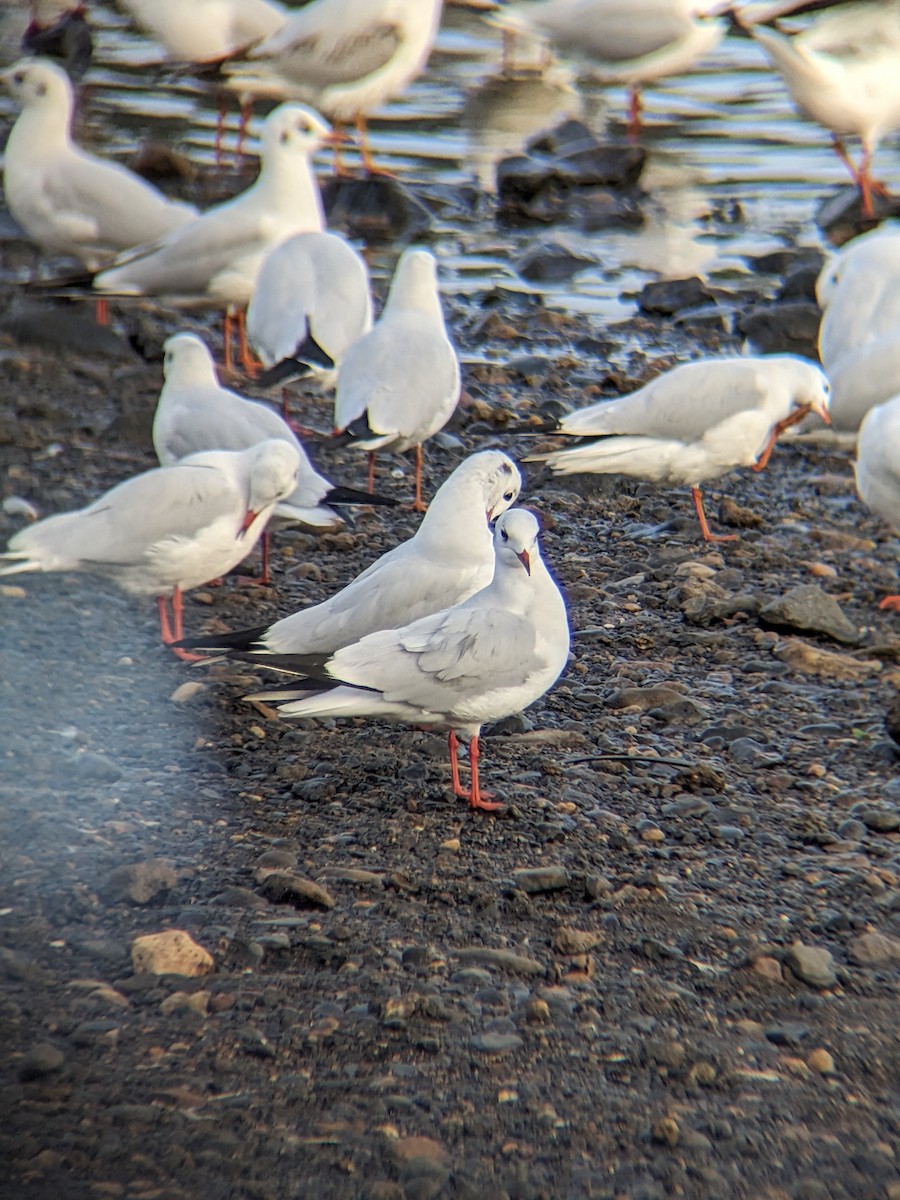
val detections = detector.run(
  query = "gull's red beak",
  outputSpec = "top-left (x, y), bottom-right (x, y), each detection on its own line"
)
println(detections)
top-left (516, 549), bottom-right (531, 576)
top-left (240, 509), bottom-right (260, 534)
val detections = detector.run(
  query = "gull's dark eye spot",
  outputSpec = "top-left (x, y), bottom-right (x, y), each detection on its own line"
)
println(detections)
top-left (36, 82), bottom-right (46, 96)
top-left (500, 528), bottom-right (509, 542)
top-left (279, 129), bottom-right (290, 144)
top-left (503, 491), bottom-right (513, 501)
top-left (13, 71), bottom-right (25, 85)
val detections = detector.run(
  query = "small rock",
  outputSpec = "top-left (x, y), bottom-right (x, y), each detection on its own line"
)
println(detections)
top-left (847, 931), bottom-right (900, 966)
top-left (859, 807), bottom-right (900, 833)
top-left (102, 859), bottom-right (177, 905)
top-left (512, 866), bottom-right (569, 893)
top-left (256, 870), bottom-right (335, 910)
top-left (130, 930), bottom-right (214, 978)
top-left (760, 584), bottom-right (859, 645)
top-left (455, 947), bottom-right (545, 975)
top-left (169, 681), bottom-right (207, 704)
top-left (392, 1136), bottom-right (449, 1175)
top-left (19, 1042), bottom-right (65, 1080)
top-left (752, 956), bottom-right (784, 983)
top-left (637, 277), bottom-right (713, 315)
top-left (69, 751), bottom-right (123, 785)
top-left (607, 684), bottom-right (687, 711)
top-left (651, 1117), bottom-right (681, 1146)
top-left (785, 942), bottom-right (837, 989)
top-left (515, 241), bottom-right (595, 283)
top-left (553, 927), bottom-right (603, 954)
top-left (807, 1048), bottom-right (836, 1075)
top-left (472, 1031), bottom-right (524, 1054)
top-left (775, 638), bottom-right (881, 681)
top-left (159, 990), bottom-right (210, 1016)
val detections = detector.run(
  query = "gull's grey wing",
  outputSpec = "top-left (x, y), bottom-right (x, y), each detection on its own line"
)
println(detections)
top-left (253, 15), bottom-right (402, 87)
top-left (326, 605), bottom-right (541, 713)
top-left (10, 461), bottom-right (239, 569)
top-left (558, 359), bottom-right (776, 442)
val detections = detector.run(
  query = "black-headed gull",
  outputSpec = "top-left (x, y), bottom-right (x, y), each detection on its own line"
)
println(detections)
top-left (179, 449), bottom-right (522, 662)
top-left (334, 247), bottom-right (460, 511)
top-left (527, 355), bottom-right (831, 541)
top-left (94, 103), bottom-right (334, 372)
top-left (117, 0), bottom-right (287, 64)
top-left (247, 508), bottom-right (570, 811)
top-left (0, 440), bottom-right (301, 660)
top-left (224, 0), bottom-right (445, 173)
top-left (492, 0), bottom-right (726, 136)
top-left (747, 1), bottom-right (900, 216)
top-left (855, 393), bottom-right (900, 611)
top-left (154, 332), bottom-right (394, 579)
top-left (0, 57), bottom-right (197, 271)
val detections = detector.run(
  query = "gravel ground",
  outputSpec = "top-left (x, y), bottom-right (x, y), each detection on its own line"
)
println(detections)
top-left (1, 197), bottom-right (899, 1200)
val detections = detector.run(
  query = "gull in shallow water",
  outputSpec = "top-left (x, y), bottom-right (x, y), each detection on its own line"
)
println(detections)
top-left (179, 450), bottom-right (522, 663)
top-left (0, 440), bottom-right (301, 660)
top-left (855, 393), bottom-right (900, 611)
top-left (153, 332), bottom-right (394, 579)
top-left (491, 0), bottom-right (726, 136)
top-left (117, 0), bottom-right (287, 64)
top-left (334, 247), bottom-right (461, 512)
top-left (94, 103), bottom-right (334, 372)
top-left (246, 508), bottom-right (570, 812)
top-left (526, 355), bottom-right (831, 541)
top-left (746, 0), bottom-right (900, 216)
top-left (224, 0), bottom-right (445, 172)
top-left (0, 57), bottom-right (197, 272)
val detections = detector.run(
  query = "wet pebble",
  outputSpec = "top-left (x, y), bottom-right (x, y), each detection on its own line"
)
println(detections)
top-left (846, 931), bottom-right (900, 966)
top-left (101, 859), bottom-right (177, 905)
top-left (472, 1030), bottom-right (524, 1054)
top-left (256, 871), bottom-right (335, 910)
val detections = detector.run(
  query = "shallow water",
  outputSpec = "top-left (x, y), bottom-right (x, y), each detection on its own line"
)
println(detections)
top-left (0, 2), bottom-right (888, 322)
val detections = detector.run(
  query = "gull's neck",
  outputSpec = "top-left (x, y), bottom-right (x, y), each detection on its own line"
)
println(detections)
top-left (255, 149), bottom-right (325, 232)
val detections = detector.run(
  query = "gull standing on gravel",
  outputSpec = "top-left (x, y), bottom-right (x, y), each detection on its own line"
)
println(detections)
top-left (153, 332), bottom-right (394, 579)
top-left (855, 394), bottom-right (900, 611)
top-left (746, 1), bottom-right (900, 217)
top-left (94, 103), bottom-right (334, 372)
top-left (117, 0), bottom-right (287, 63)
top-left (526, 355), bottom-right (831, 541)
top-left (0, 441), bottom-right (301, 660)
top-left (334, 247), bottom-right (460, 512)
top-left (491, 0), bottom-right (726, 136)
top-left (246, 509), bottom-right (570, 811)
top-left (179, 450), bottom-right (522, 663)
top-left (246, 230), bottom-right (373, 419)
top-left (224, 0), bottom-right (445, 173)
top-left (0, 57), bottom-right (197, 273)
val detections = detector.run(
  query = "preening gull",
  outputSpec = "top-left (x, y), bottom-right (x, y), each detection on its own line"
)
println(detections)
top-left (526, 355), bottom-right (831, 541)
top-left (0, 440), bottom-right (301, 660)
top-left (247, 508), bottom-right (570, 811)
top-left (334, 247), bottom-right (460, 512)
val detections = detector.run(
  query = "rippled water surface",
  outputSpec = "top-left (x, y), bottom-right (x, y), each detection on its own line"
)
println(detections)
top-left (1, 2), bottom-right (890, 322)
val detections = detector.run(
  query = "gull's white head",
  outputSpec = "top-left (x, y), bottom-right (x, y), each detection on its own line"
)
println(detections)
top-left (1, 56), bottom-right (71, 110)
top-left (387, 247), bottom-right (440, 313)
top-left (493, 508), bottom-right (540, 578)
top-left (430, 451), bottom-right (521, 528)
top-left (242, 440), bottom-right (302, 530)
top-left (261, 103), bottom-right (332, 161)
top-left (163, 332), bottom-right (218, 386)
top-left (794, 361), bottom-right (831, 425)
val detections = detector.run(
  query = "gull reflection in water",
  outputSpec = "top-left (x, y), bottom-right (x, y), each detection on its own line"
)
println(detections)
top-left (463, 65), bottom-right (581, 192)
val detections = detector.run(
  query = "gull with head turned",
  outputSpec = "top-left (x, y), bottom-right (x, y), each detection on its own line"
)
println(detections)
top-left (178, 449), bottom-right (522, 664)
top-left (246, 508), bottom-right (570, 811)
